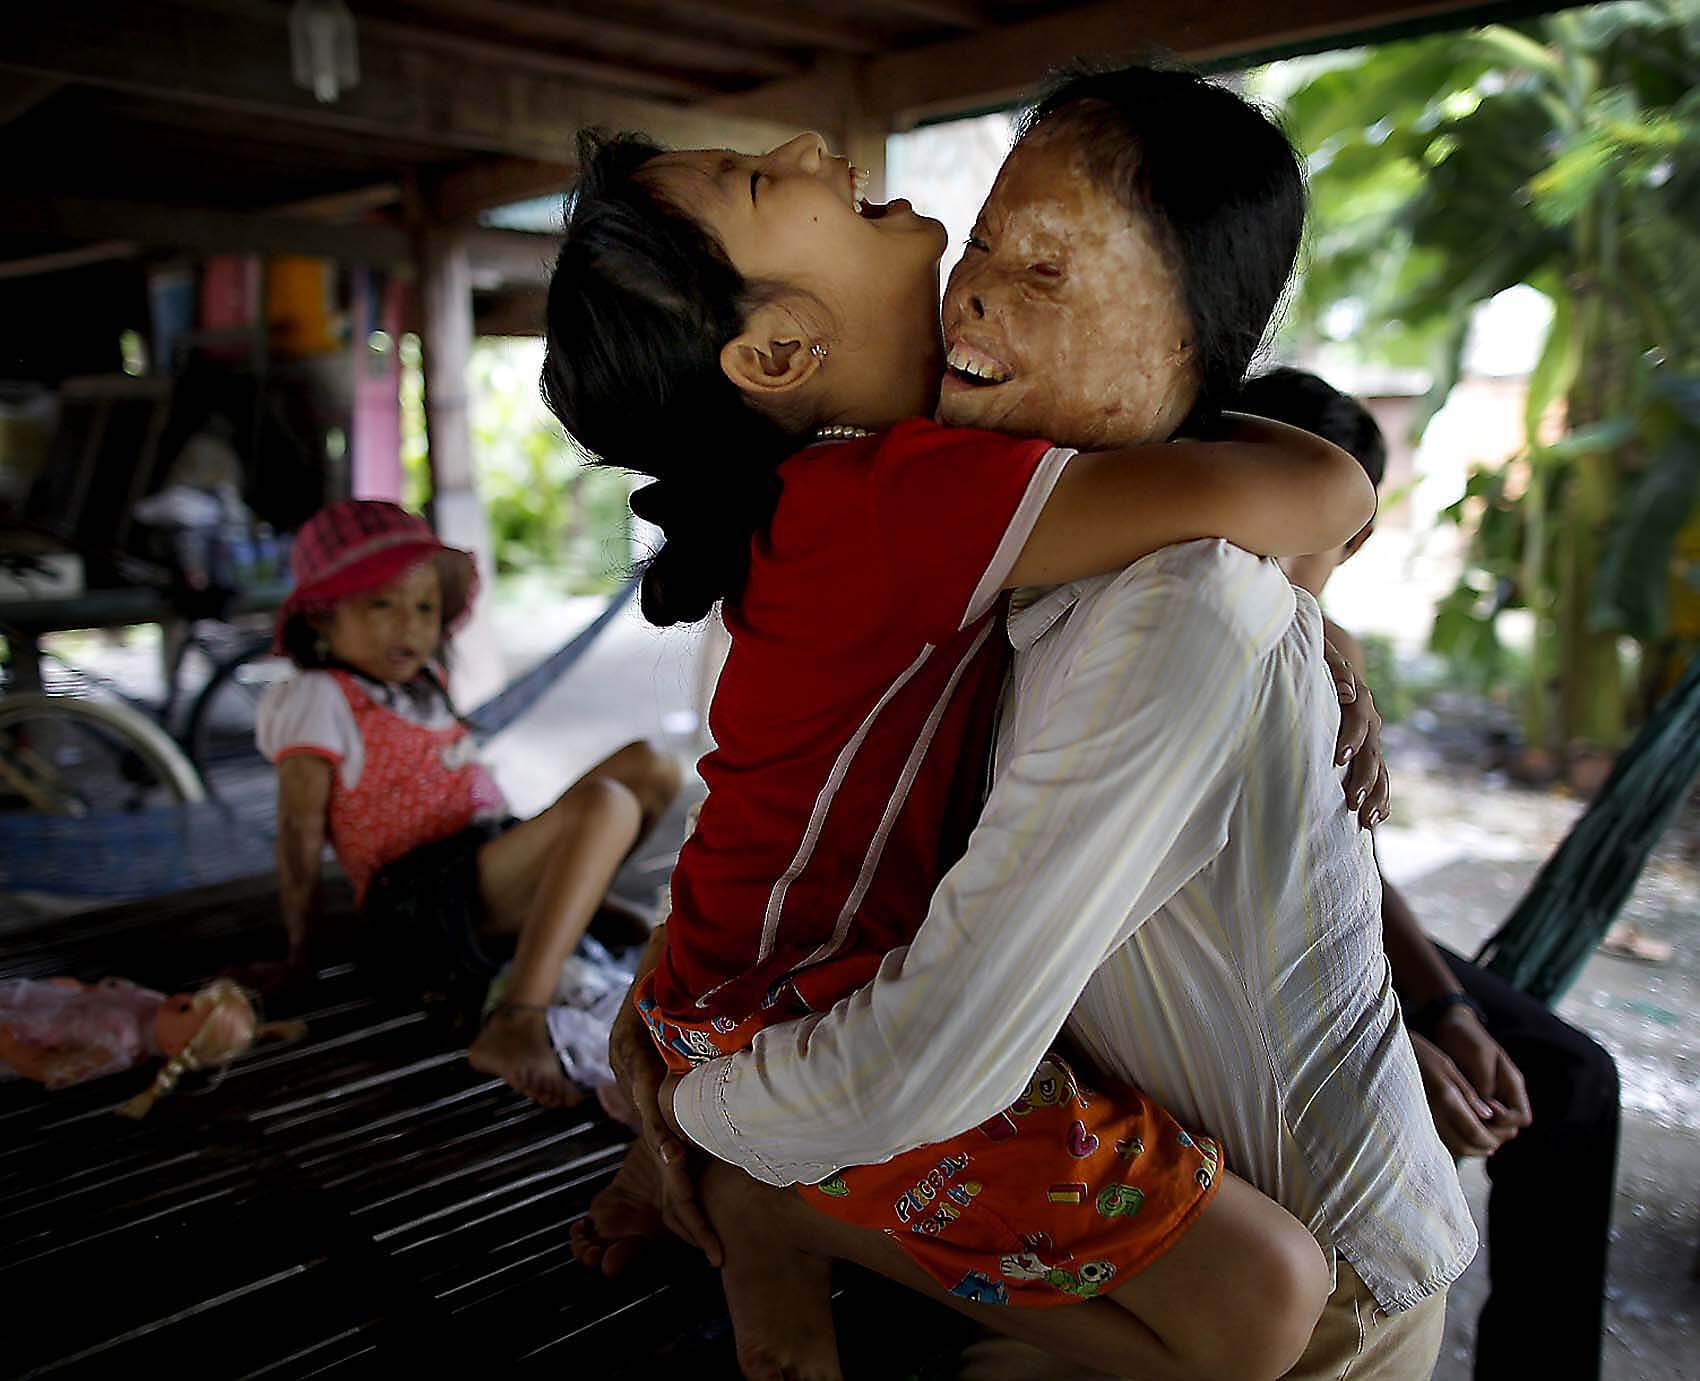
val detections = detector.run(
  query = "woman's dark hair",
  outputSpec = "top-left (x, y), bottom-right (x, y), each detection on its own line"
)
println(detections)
top-left (1237, 368), bottom-right (1387, 488)
top-left (1017, 64), bottom-right (1306, 432)
top-left (540, 129), bottom-right (793, 627)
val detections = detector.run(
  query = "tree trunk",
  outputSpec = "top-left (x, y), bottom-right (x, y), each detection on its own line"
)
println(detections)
top-left (1557, 209), bottom-right (1626, 756)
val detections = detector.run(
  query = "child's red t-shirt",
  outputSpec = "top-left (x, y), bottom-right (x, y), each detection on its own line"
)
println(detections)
top-left (655, 418), bottom-right (1072, 1034)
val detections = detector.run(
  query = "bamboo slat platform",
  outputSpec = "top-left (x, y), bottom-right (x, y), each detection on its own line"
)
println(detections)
top-left (0, 872), bottom-right (972, 1379)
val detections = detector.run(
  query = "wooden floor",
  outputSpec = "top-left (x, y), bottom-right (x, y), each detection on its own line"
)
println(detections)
top-left (0, 873), bottom-right (974, 1379)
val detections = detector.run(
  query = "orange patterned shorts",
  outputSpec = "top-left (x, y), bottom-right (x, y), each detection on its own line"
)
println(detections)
top-left (798, 1054), bottom-right (1223, 1308)
top-left (638, 977), bottom-right (1223, 1310)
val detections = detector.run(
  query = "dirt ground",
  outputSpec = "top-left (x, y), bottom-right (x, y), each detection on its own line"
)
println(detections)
top-left (1376, 717), bottom-right (1700, 1381)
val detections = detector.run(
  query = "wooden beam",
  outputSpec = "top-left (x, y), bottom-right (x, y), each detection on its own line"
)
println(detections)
top-left (473, 286), bottom-right (548, 337)
top-left (271, 184), bottom-right (403, 220)
top-left (1, 1), bottom-right (795, 164)
top-left (398, 0), bottom-right (802, 80)
top-left (0, 194), bottom-right (411, 265)
top-left (644, 0), bottom-right (876, 54)
top-left (0, 73), bottom-right (60, 127)
top-left (0, 241), bottom-right (137, 282)
top-left (350, 9), bottom-right (718, 101)
top-left (457, 227), bottom-right (559, 288)
top-left (425, 159), bottom-right (575, 224)
top-left (862, 0), bottom-right (988, 30)
top-left (0, 193), bottom-right (556, 283)
top-left (417, 231), bottom-right (504, 707)
top-left (710, 63), bottom-right (855, 137)
top-left (862, 0), bottom-right (1573, 127)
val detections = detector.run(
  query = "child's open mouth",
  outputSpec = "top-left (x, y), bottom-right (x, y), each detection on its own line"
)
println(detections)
top-left (945, 342), bottom-right (1014, 388)
top-left (847, 167), bottom-right (908, 222)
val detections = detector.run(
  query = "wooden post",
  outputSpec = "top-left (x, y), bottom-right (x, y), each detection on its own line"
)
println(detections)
top-left (844, 122), bottom-right (887, 203)
top-left (417, 231), bottom-right (505, 708)
top-left (350, 269), bottom-right (405, 503)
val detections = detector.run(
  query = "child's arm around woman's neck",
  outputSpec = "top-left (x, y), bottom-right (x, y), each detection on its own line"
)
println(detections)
top-left (1004, 414), bottom-right (1375, 589)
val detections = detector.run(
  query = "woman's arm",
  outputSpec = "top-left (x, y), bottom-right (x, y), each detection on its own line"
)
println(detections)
top-left (672, 547), bottom-right (1280, 1184)
top-left (275, 754), bottom-right (334, 967)
top-left (1007, 414), bottom-right (1375, 588)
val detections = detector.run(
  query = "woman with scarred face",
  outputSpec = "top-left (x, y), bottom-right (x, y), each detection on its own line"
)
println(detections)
top-left (540, 65), bottom-right (1448, 1381)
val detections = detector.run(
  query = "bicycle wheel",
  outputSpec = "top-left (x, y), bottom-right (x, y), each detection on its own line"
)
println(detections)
top-left (184, 634), bottom-right (290, 799)
top-left (0, 693), bottom-right (206, 816)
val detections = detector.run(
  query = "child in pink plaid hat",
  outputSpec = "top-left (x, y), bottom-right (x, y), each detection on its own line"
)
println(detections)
top-left (257, 499), bottom-right (681, 1106)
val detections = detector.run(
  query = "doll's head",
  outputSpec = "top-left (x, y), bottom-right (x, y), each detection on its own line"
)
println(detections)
top-left (152, 979), bottom-right (259, 1062)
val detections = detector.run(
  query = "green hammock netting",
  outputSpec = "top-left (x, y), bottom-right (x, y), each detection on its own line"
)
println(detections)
top-left (1476, 655), bottom-right (1700, 1004)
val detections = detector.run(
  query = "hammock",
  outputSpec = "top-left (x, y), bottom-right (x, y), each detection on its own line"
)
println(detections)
top-left (0, 577), bottom-right (641, 900)
top-left (1476, 655), bottom-right (1700, 1004)
top-left (465, 575), bottom-right (638, 739)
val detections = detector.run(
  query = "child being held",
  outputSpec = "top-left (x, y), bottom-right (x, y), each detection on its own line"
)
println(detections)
top-left (544, 62), bottom-right (1376, 1379)
top-left (257, 499), bottom-right (680, 1106)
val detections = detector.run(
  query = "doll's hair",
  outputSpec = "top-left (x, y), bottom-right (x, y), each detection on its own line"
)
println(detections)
top-left (1018, 64), bottom-right (1306, 433)
top-left (1237, 367), bottom-right (1387, 488)
top-left (540, 129), bottom-right (796, 628)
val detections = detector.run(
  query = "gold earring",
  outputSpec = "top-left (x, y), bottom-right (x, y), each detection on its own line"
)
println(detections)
top-left (809, 342), bottom-right (829, 363)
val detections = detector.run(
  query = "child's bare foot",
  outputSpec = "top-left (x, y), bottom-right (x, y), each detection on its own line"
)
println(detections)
top-left (596, 1080), bottom-right (641, 1129)
top-left (570, 1140), bottom-right (670, 1278)
top-left (468, 1004), bottom-right (582, 1108)
top-left (705, 1165), bottom-right (843, 1381)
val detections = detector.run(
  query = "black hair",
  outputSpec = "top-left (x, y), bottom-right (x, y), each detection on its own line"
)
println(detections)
top-left (278, 611), bottom-right (332, 670)
top-left (540, 130), bottom-right (793, 628)
top-left (1017, 64), bottom-right (1306, 432)
top-left (1237, 367), bottom-right (1387, 488)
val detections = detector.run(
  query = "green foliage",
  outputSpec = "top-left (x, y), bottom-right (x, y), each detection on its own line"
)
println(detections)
top-left (1358, 632), bottom-right (1414, 722)
top-left (1280, 1), bottom-right (1700, 752)
top-left (468, 340), bottom-right (630, 592)
top-left (399, 336), bottom-right (629, 595)
top-left (1594, 374), bottom-right (1700, 636)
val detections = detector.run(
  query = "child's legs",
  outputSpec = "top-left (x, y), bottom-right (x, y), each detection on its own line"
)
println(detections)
top-left (478, 777), bottom-right (642, 1004)
top-left (477, 740), bottom-right (679, 928)
top-left (1101, 1170), bottom-right (1329, 1381)
top-left (580, 738), bottom-right (682, 836)
top-left (713, 1164), bottom-right (1322, 1381)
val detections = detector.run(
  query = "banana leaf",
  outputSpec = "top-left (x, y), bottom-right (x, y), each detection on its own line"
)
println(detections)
top-left (1476, 653), bottom-right (1700, 1002)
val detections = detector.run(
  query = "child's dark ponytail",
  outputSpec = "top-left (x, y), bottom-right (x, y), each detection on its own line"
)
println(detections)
top-left (541, 130), bottom-right (794, 627)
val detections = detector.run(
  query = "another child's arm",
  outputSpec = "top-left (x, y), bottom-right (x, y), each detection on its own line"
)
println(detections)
top-left (275, 754), bottom-right (335, 970)
top-left (1006, 414), bottom-right (1375, 588)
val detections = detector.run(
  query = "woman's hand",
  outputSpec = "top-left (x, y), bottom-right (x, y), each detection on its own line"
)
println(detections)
top-left (606, 982), bottom-right (724, 1266)
top-left (1323, 639), bottom-right (1390, 830)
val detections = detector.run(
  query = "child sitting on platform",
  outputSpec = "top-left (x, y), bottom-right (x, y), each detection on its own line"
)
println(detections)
top-left (257, 499), bottom-right (680, 1107)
